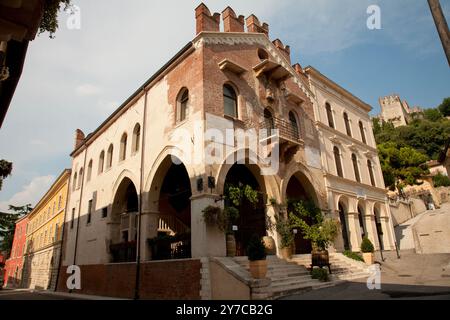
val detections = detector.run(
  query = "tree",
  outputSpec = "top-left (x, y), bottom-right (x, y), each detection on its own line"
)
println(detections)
top-left (433, 173), bottom-right (450, 187)
top-left (0, 205), bottom-right (33, 257)
top-left (423, 108), bottom-right (443, 122)
top-left (39, 0), bottom-right (72, 38)
top-left (0, 159), bottom-right (13, 191)
top-left (438, 97), bottom-right (450, 117)
top-left (378, 142), bottom-right (429, 191)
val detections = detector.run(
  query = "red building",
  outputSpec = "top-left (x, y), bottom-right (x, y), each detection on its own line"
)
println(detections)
top-left (3, 215), bottom-right (28, 288)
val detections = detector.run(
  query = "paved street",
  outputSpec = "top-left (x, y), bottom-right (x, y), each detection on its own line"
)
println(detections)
top-left (0, 289), bottom-right (76, 300)
top-left (283, 250), bottom-right (450, 300)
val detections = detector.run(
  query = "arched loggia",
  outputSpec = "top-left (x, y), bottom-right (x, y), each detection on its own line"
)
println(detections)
top-left (110, 177), bottom-right (139, 263)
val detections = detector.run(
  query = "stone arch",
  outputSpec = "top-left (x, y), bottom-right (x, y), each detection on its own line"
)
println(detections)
top-left (214, 148), bottom-right (280, 202)
top-left (281, 161), bottom-right (325, 209)
top-left (109, 176), bottom-right (139, 263)
top-left (143, 146), bottom-right (197, 212)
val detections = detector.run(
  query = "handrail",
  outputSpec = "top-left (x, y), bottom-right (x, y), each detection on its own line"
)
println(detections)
top-left (259, 116), bottom-right (301, 143)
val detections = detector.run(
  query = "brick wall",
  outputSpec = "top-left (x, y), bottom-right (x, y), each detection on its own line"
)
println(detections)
top-left (57, 259), bottom-right (201, 299)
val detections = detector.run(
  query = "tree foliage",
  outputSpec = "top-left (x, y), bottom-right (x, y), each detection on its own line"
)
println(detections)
top-left (0, 159), bottom-right (13, 191)
top-left (438, 97), bottom-right (450, 117)
top-left (39, 0), bottom-right (72, 38)
top-left (0, 205), bottom-right (33, 257)
top-left (374, 116), bottom-right (450, 161)
top-left (423, 108), bottom-right (443, 122)
top-left (433, 173), bottom-right (450, 188)
top-left (377, 142), bottom-right (429, 191)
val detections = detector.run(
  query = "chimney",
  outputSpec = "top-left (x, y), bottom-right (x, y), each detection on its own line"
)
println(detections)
top-left (222, 7), bottom-right (245, 33)
top-left (293, 63), bottom-right (303, 75)
top-left (246, 14), bottom-right (269, 36)
top-left (272, 39), bottom-right (291, 63)
top-left (74, 129), bottom-right (85, 150)
top-left (195, 3), bottom-right (220, 35)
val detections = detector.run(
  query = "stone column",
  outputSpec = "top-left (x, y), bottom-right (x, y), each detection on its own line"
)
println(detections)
top-left (140, 210), bottom-right (159, 261)
top-left (333, 210), bottom-right (346, 252)
top-left (380, 216), bottom-right (395, 251)
top-left (364, 214), bottom-right (380, 250)
top-left (191, 194), bottom-right (226, 258)
top-left (347, 212), bottom-right (362, 251)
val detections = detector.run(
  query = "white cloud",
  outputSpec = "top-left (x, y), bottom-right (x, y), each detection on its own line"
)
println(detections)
top-left (0, 175), bottom-right (55, 212)
top-left (75, 83), bottom-right (102, 96)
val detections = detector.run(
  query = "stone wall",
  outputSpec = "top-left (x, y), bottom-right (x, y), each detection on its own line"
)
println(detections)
top-left (436, 186), bottom-right (450, 204)
top-left (390, 197), bottom-right (427, 227)
top-left (57, 259), bottom-right (202, 299)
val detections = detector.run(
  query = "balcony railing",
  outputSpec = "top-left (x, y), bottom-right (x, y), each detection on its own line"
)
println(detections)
top-left (259, 116), bottom-right (302, 144)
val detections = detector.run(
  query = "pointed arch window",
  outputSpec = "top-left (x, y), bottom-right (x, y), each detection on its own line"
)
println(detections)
top-left (98, 151), bottom-right (105, 174)
top-left (289, 111), bottom-right (299, 139)
top-left (120, 133), bottom-right (127, 161)
top-left (177, 88), bottom-right (189, 123)
top-left (87, 160), bottom-right (93, 182)
top-left (78, 168), bottom-right (83, 189)
top-left (132, 123), bottom-right (141, 153)
top-left (72, 172), bottom-right (77, 191)
top-left (264, 108), bottom-right (275, 137)
top-left (107, 144), bottom-right (114, 169)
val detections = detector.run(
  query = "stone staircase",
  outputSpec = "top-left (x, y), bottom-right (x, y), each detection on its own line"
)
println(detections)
top-left (290, 253), bottom-right (371, 281)
top-left (233, 256), bottom-right (338, 299)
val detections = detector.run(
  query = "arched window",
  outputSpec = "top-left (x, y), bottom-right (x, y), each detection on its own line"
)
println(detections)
top-left (289, 111), bottom-right (299, 139)
top-left (107, 144), bottom-right (114, 169)
top-left (177, 88), bottom-right (189, 123)
top-left (368, 160), bottom-right (376, 187)
top-left (72, 172), bottom-right (77, 191)
top-left (334, 146), bottom-right (343, 178)
top-left (352, 153), bottom-right (361, 183)
top-left (344, 112), bottom-right (352, 137)
top-left (98, 151), bottom-right (105, 174)
top-left (120, 133), bottom-right (127, 161)
top-left (359, 121), bottom-right (367, 144)
top-left (78, 168), bottom-right (83, 189)
top-left (326, 103), bottom-right (334, 128)
top-left (223, 84), bottom-right (238, 118)
top-left (132, 123), bottom-right (141, 153)
top-left (264, 108), bottom-right (274, 137)
top-left (87, 160), bottom-right (93, 182)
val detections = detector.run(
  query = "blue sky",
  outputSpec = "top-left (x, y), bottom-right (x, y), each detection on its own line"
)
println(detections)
top-left (0, 0), bottom-right (449, 211)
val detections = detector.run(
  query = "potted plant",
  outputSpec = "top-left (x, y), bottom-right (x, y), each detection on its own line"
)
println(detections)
top-left (247, 234), bottom-right (267, 279)
top-left (289, 200), bottom-right (338, 268)
top-left (275, 215), bottom-right (295, 260)
top-left (361, 236), bottom-right (375, 265)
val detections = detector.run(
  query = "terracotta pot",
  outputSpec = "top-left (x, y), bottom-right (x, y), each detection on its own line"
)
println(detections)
top-left (363, 252), bottom-right (374, 265)
top-left (311, 250), bottom-right (329, 267)
top-left (249, 260), bottom-right (268, 279)
top-left (280, 246), bottom-right (293, 260)
top-left (263, 236), bottom-right (276, 255)
top-left (226, 234), bottom-right (236, 257)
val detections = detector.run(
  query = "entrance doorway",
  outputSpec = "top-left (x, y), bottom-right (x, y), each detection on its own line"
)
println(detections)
top-left (224, 164), bottom-right (266, 256)
top-left (338, 202), bottom-right (350, 251)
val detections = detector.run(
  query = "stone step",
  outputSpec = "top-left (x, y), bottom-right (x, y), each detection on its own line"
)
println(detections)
top-left (270, 275), bottom-right (315, 286)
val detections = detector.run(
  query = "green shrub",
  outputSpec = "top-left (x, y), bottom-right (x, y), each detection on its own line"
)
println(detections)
top-left (433, 173), bottom-right (450, 187)
top-left (247, 234), bottom-right (267, 261)
top-left (311, 267), bottom-right (329, 282)
top-left (361, 237), bottom-right (375, 253)
top-left (343, 250), bottom-right (364, 262)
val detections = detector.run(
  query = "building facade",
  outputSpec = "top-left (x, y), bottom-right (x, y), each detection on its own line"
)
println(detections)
top-left (3, 215), bottom-right (28, 288)
top-left (58, 4), bottom-right (397, 297)
top-left (22, 169), bottom-right (70, 290)
top-left (306, 67), bottom-right (396, 252)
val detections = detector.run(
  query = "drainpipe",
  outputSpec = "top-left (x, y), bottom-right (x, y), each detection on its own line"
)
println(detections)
top-left (134, 87), bottom-right (148, 300)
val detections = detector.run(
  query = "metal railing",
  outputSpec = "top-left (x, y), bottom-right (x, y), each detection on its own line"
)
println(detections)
top-left (259, 116), bottom-right (302, 143)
